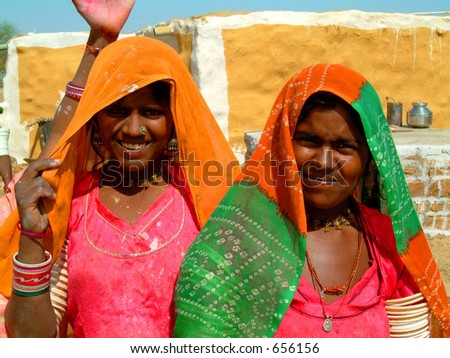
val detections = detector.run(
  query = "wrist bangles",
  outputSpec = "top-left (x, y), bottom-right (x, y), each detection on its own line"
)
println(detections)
top-left (12, 251), bottom-right (53, 297)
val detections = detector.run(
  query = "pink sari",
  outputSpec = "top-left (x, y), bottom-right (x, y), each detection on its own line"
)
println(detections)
top-left (66, 171), bottom-right (200, 337)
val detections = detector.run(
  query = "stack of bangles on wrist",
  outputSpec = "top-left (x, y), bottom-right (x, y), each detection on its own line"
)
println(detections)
top-left (12, 250), bottom-right (52, 297)
top-left (65, 43), bottom-right (102, 101)
top-left (65, 81), bottom-right (84, 101)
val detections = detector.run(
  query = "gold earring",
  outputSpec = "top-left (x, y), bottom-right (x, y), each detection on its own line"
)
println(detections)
top-left (164, 137), bottom-right (179, 157)
top-left (139, 126), bottom-right (147, 135)
top-left (92, 130), bottom-right (107, 154)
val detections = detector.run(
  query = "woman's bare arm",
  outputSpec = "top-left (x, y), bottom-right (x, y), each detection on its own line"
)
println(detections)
top-left (39, 0), bottom-right (135, 158)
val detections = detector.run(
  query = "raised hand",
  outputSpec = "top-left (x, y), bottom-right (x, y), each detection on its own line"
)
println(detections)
top-left (72, 0), bottom-right (135, 40)
top-left (39, 1), bottom-right (135, 159)
top-left (15, 158), bottom-right (61, 235)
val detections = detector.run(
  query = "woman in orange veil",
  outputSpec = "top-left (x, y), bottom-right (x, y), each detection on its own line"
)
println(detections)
top-left (1, 29), bottom-right (237, 338)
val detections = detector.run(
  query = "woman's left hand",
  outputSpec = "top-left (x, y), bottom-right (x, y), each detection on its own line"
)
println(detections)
top-left (15, 158), bottom-right (61, 235)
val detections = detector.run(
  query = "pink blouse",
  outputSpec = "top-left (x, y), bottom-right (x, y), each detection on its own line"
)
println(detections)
top-left (275, 264), bottom-right (390, 337)
top-left (275, 203), bottom-right (419, 338)
top-left (66, 172), bottom-right (199, 337)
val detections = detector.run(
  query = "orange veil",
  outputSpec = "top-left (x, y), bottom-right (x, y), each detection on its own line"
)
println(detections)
top-left (0, 36), bottom-right (237, 297)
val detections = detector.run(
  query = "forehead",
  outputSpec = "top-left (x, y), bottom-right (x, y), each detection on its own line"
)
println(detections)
top-left (115, 86), bottom-right (156, 103)
top-left (296, 105), bottom-right (366, 140)
top-left (111, 83), bottom-right (171, 107)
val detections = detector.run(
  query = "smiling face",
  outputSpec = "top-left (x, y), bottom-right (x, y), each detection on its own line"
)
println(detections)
top-left (96, 82), bottom-right (172, 172)
top-left (292, 93), bottom-right (369, 216)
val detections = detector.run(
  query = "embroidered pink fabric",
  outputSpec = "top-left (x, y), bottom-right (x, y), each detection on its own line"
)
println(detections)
top-left (275, 203), bottom-right (419, 338)
top-left (66, 172), bottom-right (200, 337)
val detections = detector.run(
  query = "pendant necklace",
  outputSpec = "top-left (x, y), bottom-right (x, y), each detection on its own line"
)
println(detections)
top-left (306, 230), bottom-right (362, 332)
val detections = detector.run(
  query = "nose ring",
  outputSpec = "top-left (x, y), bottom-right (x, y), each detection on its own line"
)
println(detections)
top-left (139, 126), bottom-right (147, 135)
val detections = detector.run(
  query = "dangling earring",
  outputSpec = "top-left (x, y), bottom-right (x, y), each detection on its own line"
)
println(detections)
top-left (91, 122), bottom-right (107, 155)
top-left (93, 132), bottom-right (108, 154)
top-left (164, 137), bottom-right (179, 158)
top-left (93, 132), bottom-right (103, 150)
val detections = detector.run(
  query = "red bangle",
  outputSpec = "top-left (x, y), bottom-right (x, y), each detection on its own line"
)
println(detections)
top-left (17, 223), bottom-right (49, 239)
top-left (12, 251), bottom-right (52, 296)
top-left (86, 43), bottom-right (102, 56)
top-left (65, 81), bottom-right (84, 101)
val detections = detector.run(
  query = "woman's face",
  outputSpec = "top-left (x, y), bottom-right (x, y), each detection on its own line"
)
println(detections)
top-left (96, 85), bottom-right (172, 172)
top-left (292, 102), bottom-right (369, 213)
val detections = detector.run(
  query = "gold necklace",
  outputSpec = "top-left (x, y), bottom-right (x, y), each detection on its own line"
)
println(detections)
top-left (307, 209), bottom-right (351, 232)
top-left (83, 177), bottom-right (185, 258)
top-left (306, 230), bottom-right (362, 332)
top-left (129, 171), bottom-right (162, 189)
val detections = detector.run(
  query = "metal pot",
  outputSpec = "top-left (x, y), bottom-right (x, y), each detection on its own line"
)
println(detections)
top-left (386, 97), bottom-right (402, 126)
top-left (407, 102), bottom-right (432, 128)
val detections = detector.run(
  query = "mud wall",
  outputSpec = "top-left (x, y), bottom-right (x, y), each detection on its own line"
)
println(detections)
top-left (2, 10), bottom-right (450, 162)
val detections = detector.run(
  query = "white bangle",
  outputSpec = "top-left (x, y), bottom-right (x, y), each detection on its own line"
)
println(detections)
top-left (0, 128), bottom-right (10, 156)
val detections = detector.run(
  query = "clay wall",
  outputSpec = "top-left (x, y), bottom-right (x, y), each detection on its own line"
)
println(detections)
top-left (2, 10), bottom-right (450, 162)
